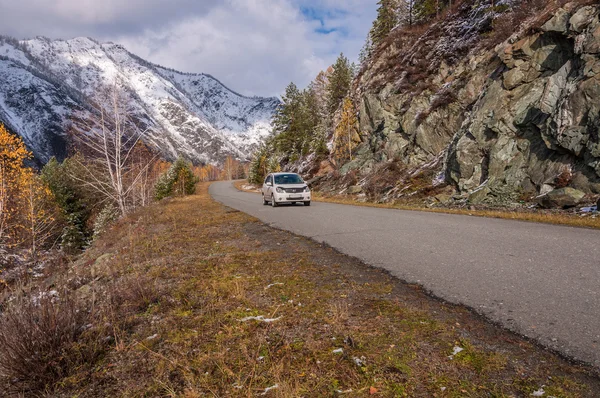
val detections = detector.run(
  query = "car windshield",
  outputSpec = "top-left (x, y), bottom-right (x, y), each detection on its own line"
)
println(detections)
top-left (274, 174), bottom-right (304, 185)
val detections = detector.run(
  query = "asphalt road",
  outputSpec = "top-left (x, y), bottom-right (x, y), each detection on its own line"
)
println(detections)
top-left (210, 181), bottom-right (600, 368)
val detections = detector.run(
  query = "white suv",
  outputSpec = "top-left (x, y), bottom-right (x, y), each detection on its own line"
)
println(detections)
top-left (262, 173), bottom-right (311, 207)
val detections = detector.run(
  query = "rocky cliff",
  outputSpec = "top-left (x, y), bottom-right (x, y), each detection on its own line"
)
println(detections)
top-left (0, 36), bottom-right (279, 165)
top-left (316, 1), bottom-right (600, 207)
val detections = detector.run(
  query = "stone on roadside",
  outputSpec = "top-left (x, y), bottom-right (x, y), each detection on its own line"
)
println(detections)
top-left (347, 185), bottom-right (363, 194)
top-left (435, 193), bottom-right (452, 204)
top-left (468, 186), bottom-right (490, 204)
top-left (537, 187), bottom-right (586, 208)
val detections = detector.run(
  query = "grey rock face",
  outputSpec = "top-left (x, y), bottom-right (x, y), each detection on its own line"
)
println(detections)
top-left (569, 6), bottom-right (599, 33)
top-left (542, 8), bottom-right (570, 34)
top-left (347, 185), bottom-right (363, 194)
top-left (345, 4), bottom-right (600, 204)
top-left (537, 187), bottom-right (586, 209)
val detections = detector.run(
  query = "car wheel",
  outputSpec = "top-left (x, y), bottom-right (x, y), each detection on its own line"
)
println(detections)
top-left (304, 201), bottom-right (311, 206)
top-left (263, 195), bottom-right (268, 205)
top-left (271, 195), bottom-right (278, 207)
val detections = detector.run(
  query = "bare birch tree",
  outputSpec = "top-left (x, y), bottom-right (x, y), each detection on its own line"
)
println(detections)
top-left (19, 170), bottom-right (62, 261)
top-left (70, 84), bottom-right (156, 216)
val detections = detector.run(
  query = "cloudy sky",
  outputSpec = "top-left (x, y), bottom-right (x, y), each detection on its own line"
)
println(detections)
top-left (0, 0), bottom-right (377, 97)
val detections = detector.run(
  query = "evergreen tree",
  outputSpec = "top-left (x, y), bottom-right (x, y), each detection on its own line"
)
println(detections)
top-left (414, 0), bottom-right (442, 21)
top-left (359, 37), bottom-right (373, 66)
top-left (271, 82), bottom-right (302, 137)
top-left (154, 158), bottom-right (198, 201)
top-left (370, 0), bottom-right (399, 48)
top-left (42, 157), bottom-right (91, 252)
top-left (327, 53), bottom-right (353, 115)
top-left (93, 204), bottom-right (119, 240)
top-left (271, 82), bottom-right (322, 160)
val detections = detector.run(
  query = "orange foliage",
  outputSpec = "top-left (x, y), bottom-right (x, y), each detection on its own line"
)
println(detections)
top-left (194, 164), bottom-right (221, 182)
top-left (0, 124), bottom-right (32, 246)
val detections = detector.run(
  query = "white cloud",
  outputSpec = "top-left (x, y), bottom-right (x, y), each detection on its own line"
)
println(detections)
top-left (0, 0), bottom-right (377, 96)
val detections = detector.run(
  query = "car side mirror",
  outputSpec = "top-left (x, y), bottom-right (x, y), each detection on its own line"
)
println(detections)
top-left (267, 182), bottom-right (272, 186)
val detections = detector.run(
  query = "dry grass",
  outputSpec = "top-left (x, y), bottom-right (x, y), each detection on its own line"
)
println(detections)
top-left (0, 288), bottom-right (107, 395)
top-left (20, 182), bottom-right (592, 397)
top-left (312, 194), bottom-right (600, 230)
top-left (236, 181), bottom-right (600, 230)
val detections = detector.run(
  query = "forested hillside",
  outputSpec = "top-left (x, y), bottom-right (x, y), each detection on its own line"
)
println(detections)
top-left (252, 0), bottom-right (600, 209)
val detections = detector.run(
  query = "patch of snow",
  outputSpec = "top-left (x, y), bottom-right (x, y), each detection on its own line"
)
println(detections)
top-left (332, 348), bottom-right (344, 354)
top-left (532, 386), bottom-right (546, 396)
top-left (240, 315), bottom-right (282, 323)
top-left (260, 384), bottom-right (279, 395)
top-left (32, 290), bottom-right (59, 305)
top-left (353, 356), bottom-right (366, 367)
top-left (448, 346), bottom-right (464, 359)
top-left (265, 282), bottom-right (284, 289)
top-left (146, 334), bottom-right (159, 341)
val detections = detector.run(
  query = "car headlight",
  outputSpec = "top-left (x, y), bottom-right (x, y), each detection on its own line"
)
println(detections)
top-left (304, 186), bottom-right (310, 192)
top-left (276, 187), bottom-right (285, 193)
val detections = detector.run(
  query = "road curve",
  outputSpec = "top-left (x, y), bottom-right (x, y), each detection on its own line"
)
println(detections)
top-left (209, 181), bottom-right (600, 367)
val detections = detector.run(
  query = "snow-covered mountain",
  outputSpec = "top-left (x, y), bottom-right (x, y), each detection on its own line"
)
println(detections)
top-left (0, 36), bottom-right (280, 164)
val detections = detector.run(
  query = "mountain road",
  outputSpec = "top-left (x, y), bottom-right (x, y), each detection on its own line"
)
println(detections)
top-left (209, 181), bottom-right (600, 368)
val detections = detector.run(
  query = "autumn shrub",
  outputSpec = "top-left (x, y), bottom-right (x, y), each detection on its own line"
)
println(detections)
top-left (0, 289), bottom-right (105, 394)
top-left (154, 157), bottom-right (198, 200)
top-left (341, 169), bottom-right (358, 187)
top-left (554, 168), bottom-right (574, 189)
top-left (363, 161), bottom-right (407, 199)
top-left (108, 274), bottom-right (160, 315)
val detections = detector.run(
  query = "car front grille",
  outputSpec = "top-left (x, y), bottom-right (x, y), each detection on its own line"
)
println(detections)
top-left (285, 188), bottom-right (304, 193)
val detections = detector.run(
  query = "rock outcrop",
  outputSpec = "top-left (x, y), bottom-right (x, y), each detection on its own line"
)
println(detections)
top-left (537, 187), bottom-right (586, 208)
top-left (320, 2), bottom-right (600, 207)
top-left (447, 4), bottom-right (600, 202)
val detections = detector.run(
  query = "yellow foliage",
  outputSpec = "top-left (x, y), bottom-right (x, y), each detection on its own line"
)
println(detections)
top-left (0, 124), bottom-right (32, 246)
top-left (194, 164), bottom-right (221, 182)
top-left (333, 98), bottom-right (361, 162)
top-left (16, 168), bottom-right (61, 259)
top-left (0, 124), bottom-right (60, 259)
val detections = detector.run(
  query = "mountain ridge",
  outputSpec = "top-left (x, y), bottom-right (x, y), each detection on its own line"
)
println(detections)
top-left (0, 35), bottom-right (280, 165)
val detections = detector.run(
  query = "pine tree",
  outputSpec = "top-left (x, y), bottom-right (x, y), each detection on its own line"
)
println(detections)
top-left (359, 37), bottom-right (373, 66)
top-left (327, 54), bottom-right (353, 115)
top-left (42, 157), bottom-right (91, 251)
top-left (93, 204), bottom-right (120, 240)
top-left (272, 82), bottom-right (302, 137)
top-left (370, 0), bottom-right (399, 48)
top-left (154, 158), bottom-right (199, 200)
